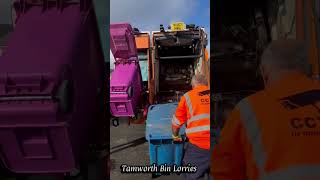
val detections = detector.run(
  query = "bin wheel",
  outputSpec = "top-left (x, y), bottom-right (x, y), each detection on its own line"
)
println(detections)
top-left (151, 173), bottom-right (157, 179)
top-left (128, 86), bottom-right (133, 98)
top-left (56, 80), bottom-right (73, 114)
top-left (112, 118), bottom-right (119, 127)
top-left (152, 173), bottom-right (161, 179)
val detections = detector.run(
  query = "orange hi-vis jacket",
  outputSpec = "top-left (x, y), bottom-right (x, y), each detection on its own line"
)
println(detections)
top-left (205, 48), bottom-right (209, 61)
top-left (172, 85), bottom-right (210, 150)
top-left (211, 72), bottom-right (320, 180)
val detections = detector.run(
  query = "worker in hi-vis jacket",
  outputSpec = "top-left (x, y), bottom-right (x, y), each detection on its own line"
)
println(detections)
top-left (211, 40), bottom-right (320, 180)
top-left (172, 74), bottom-right (210, 180)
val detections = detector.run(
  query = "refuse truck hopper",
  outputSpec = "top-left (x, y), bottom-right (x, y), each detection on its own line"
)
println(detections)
top-left (0, 0), bottom-right (105, 173)
top-left (151, 24), bottom-right (208, 104)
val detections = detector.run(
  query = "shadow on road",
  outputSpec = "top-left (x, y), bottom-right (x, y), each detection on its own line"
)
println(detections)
top-left (110, 137), bottom-right (147, 154)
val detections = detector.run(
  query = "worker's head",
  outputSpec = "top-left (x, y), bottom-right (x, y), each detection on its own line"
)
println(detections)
top-left (191, 74), bottom-right (208, 88)
top-left (260, 40), bottom-right (309, 86)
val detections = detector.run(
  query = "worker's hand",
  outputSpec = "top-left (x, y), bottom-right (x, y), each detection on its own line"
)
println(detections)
top-left (172, 134), bottom-right (182, 142)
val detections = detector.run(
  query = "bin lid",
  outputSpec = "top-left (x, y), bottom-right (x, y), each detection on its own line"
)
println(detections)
top-left (146, 103), bottom-right (186, 140)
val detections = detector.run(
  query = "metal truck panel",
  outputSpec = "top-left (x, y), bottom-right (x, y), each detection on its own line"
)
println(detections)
top-left (135, 33), bottom-right (150, 49)
top-left (139, 60), bottom-right (148, 82)
top-left (135, 33), bottom-right (150, 82)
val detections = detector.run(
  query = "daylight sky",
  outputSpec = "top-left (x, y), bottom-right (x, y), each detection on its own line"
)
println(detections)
top-left (1, 0), bottom-right (210, 67)
top-left (110, 0), bottom-right (210, 69)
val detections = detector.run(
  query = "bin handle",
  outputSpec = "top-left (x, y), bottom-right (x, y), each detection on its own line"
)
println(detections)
top-left (154, 145), bottom-right (160, 165)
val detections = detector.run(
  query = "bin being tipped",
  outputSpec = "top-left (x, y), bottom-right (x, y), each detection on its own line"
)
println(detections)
top-left (0, 0), bottom-right (105, 174)
top-left (109, 23), bottom-right (143, 118)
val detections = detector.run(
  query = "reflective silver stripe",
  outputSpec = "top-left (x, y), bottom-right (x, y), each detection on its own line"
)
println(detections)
top-left (185, 125), bottom-right (210, 134)
top-left (238, 99), bottom-right (266, 174)
top-left (184, 93), bottom-right (194, 116)
top-left (261, 166), bottom-right (320, 180)
top-left (238, 99), bottom-right (320, 180)
top-left (172, 115), bottom-right (181, 126)
top-left (187, 113), bottom-right (210, 125)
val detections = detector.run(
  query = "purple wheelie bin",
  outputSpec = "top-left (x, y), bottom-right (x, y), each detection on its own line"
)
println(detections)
top-left (110, 23), bottom-right (143, 117)
top-left (0, 0), bottom-right (105, 174)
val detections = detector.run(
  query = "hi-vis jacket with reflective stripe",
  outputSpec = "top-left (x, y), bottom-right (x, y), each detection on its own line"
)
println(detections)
top-left (172, 85), bottom-right (210, 150)
top-left (211, 73), bottom-right (320, 180)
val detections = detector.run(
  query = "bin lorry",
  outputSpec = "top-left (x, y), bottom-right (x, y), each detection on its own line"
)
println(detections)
top-left (0, 0), bottom-right (108, 179)
top-left (109, 22), bottom-right (209, 177)
top-left (110, 22), bottom-right (209, 125)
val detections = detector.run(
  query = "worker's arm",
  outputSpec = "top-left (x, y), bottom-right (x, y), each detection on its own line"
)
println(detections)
top-left (172, 96), bottom-right (188, 136)
top-left (172, 127), bottom-right (180, 137)
top-left (211, 107), bottom-right (246, 180)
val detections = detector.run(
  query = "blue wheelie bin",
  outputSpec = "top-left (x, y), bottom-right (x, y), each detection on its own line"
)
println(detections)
top-left (145, 103), bottom-right (186, 176)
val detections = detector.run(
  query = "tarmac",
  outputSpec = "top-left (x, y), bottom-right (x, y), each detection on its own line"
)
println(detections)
top-left (110, 117), bottom-right (183, 180)
top-left (1, 156), bottom-right (106, 180)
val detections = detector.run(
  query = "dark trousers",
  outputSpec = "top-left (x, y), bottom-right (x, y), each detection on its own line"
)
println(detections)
top-left (183, 143), bottom-right (210, 180)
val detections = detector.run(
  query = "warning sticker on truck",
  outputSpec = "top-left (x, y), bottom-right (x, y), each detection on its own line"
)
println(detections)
top-left (171, 22), bottom-right (186, 31)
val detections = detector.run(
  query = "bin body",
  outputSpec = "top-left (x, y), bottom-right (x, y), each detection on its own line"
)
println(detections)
top-left (0, 3), bottom-right (104, 173)
top-left (146, 103), bottom-right (185, 168)
top-left (109, 23), bottom-right (143, 117)
top-left (110, 62), bottom-right (141, 116)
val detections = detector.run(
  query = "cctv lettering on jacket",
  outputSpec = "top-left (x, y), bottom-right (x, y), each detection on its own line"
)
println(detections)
top-left (279, 90), bottom-right (320, 136)
top-left (279, 91), bottom-right (320, 128)
top-left (290, 117), bottom-right (320, 129)
top-left (198, 90), bottom-right (210, 104)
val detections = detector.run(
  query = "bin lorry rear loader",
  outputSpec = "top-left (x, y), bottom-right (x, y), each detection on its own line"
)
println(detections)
top-left (109, 21), bottom-right (209, 178)
top-left (110, 22), bottom-right (209, 125)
